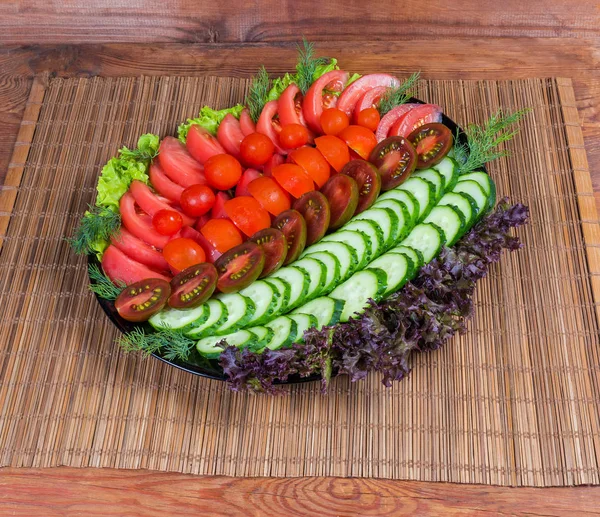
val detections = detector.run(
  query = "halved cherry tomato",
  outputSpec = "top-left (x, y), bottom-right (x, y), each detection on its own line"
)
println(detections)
top-left (279, 124), bottom-right (309, 150)
top-left (152, 209), bottom-right (183, 236)
top-left (337, 74), bottom-right (400, 116)
top-left (119, 192), bottom-right (170, 249)
top-left (249, 228), bottom-right (287, 277)
top-left (204, 154), bottom-right (242, 190)
top-left (279, 84), bottom-right (310, 128)
top-left (215, 242), bottom-right (265, 293)
top-left (149, 161), bottom-right (185, 204)
top-left (200, 218), bottom-right (243, 253)
top-left (239, 108), bottom-right (256, 136)
top-left (272, 209), bottom-right (307, 265)
top-left (115, 278), bottom-right (171, 322)
top-left (247, 176), bottom-right (291, 216)
top-left (180, 184), bottom-right (216, 217)
top-left (235, 168), bottom-right (263, 197)
top-left (272, 164), bottom-right (315, 198)
top-left (217, 113), bottom-right (244, 159)
top-left (314, 135), bottom-right (351, 173)
top-left (169, 262), bottom-right (218, 309)
top-left (320, 174), bottom-right (359, 229)
top-left (341, 160), bottom-right (381, 214)
top-left (263, 153), bottom-right (284, 177)
top-left (288, 147), bottom-right (330, 188)
top-left (129, 180), bottom-right (195, 226)
top-left (407, 122), bottom-right (453, 169)
top-left (292, 191), bottom-right (331, 245)
top-left (185, 125), bottom-right (226, 165)
top-left (240, 132), bottom-right (275, 167)
top-left (303, 70), bottom-right (349, 134)
top-left (224, 196), bottom-right (271, 237)
top-left (320, 108), bottom-right (349, 136)
top-left (369, 136), bottom-right (417, 191)
top-left (102, 245), bottom-right (170, 286)
top-left (375, 104), bottom-right (419, 142)
top-left (163, 237), bottom-right (206, 271)
top-left (111, 227), bottom-right (170, 273)
top-left (356, 108), bottom-right (381, 132)
top-left (388, 104), bottom-right (443, 138)
top-left (180, 225), bottom-right (221, 263)
top-left (158, 136), bottom-right (207, 188)
top-left (257, 100), bottom-right (285, 154)
top-left (354, 86), bottom-right (387, 118)
top-left (338, 125), bottom-right (377, 160)
top-left (211, 191), bottom-right (231, 219)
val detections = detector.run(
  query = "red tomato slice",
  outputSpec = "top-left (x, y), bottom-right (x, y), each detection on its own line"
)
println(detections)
top-left (148, 161), bottom-right (185, 204)
top-left (263, 153), bottom-right (284, 177)
top-left (158, 136), bottom-right (207, 188)
top-left (211, 191), bottom-right (231, 219)
top-left (388, 104), bottom-right (443, 138)
top-left (247, 176), bottom-right (291, 216)
top-left (272, 164), bottom-right (315, 198)
top-left (302, 70), bottom-right (349, 134)
top-left (185, 125), bottom-right (226, 165)
top-left (200, 218), bottom-right (243, 253)
top-left (337, 74), bottom-right (400, 117)
top-left (354, 86), bottom-right (387, 118)
top-left (375, 104), bottom-right (419, 142)
top-left (129, 180), bottom-right (195, 227)
top-left (337, 125), bottom-right (378, 160)
top-left (101, 245), bottom-right (170, 286)
top-left (256, 100), bottom-right (286, 155)
top-left (217, 113), bottom-right (244, 159)
top-left (194, 213), bottom-right (211, 231)
top-left (288, 147), bottom-right (331, 188)
top-left (119, 192), bottom-right (170, 250)
top-left (180, 225), bottom-right (222, 263)
top-left (278, 83), bottom-right (310, 129)
top-left (224, 197), bottom-right (272, 237)
top-left (235, 168), bottom-right (263, 197)
top-left (314, 135), bottom-right (351, 173)
top-left (111, 227), bottom-right (170, 273)
top-left (239, 108), bottom-right (256, 136)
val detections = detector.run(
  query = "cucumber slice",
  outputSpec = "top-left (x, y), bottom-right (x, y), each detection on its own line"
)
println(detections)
top-left (238, 281), bottom-right (279, 327)
top-left (433, 157), bottom-right (459, 191)
top-left (425, 205), bottom-right (466, 246)
top-left (149, 303), bottom-right (208, 332)
top-left (267, 266), bottom-right (310, 311)
top-left (291, 257), bottom-right (327, 299)
top-left (292, 296), bottom-right (344, 327)
top-left (391, 244), bottom-right (424, 271)
top-left (301, 241), bottom-right (355, 282)
top-left (265, 277), bottom-right (291, 315)
top-left (319, 230), bottom-right (370, 269)
top-left (196, 329), bottom-right (257, 359)
top-left (288, 313), bottom-right (319, 343)
top-left (458, 171), bottom-right (496, 212)
top-left (264, 316), bottom-right (298, 350)
top-left (352, 206), bottom-right (399, 250)
top-left (343, 218), bottom-right (384, 260)
top-left (185, 299), bottom-right (228, 338)
top-left (413, 168), bottom-right (444, 198)
top-left (213, 292), bottom-right (256, 336)
top-left (453, 180), bottom-right (488, 220)
top-left (249, 326), bottom-right (274, 348)
top-left (403, 223), bottom-right (446, 263)
top-left (376, 188), bottom-right (419, 226)
top-left (367, 252), bottom-right (410, 296)
top-left (306, 251), bottom-right (341, 293)
top-left (374, 198), bottom-right (412, 244)
top-left (399, 177), bottom-right (436, 220)
top-left (330, 269), bottom-right (388, 322)
top-left (438, 192), bottom-right (475, 226)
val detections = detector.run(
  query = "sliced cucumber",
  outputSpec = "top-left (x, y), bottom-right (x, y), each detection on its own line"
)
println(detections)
top-left (453, 180), bottom-right (488, 220)
top-left (367, 252), bottom-right (410, 296)
top-left (458, 171), bottom-right (496, 212)
top-left (391, 244), bottom-right (424, 271)
top-left (265, 277), bottom-right (291, 315)
top-left (149, 303), bottom-right (208, 332)
top-left (376, 188), bottom-right (419, 226)
top-left (438, 192), bottom-right (475, 226)
top-left (399, 177), bottom-right (436, 219)
top-left (319, 230), bottom-right (370, 269)
top-left (306, 251), bottom-right (341, 293)
top-left (433, 157), bottom-right (459, 191)
top-left (249, 326), bottom-right (274, 349)
top-left (342, 219), bottom-right (384, 262)
top-left (267, 267), bottom-right (310, 311)
top-left (238, 281), bottom-right (279, 327)
top-left (264, 316), bottom-right (297, 350)
top-left (288, 313), bottom-right (319, 343)
top-left (213, 292), bottom-right (256, 336)
top-left (292, 296), bottom-right (344, 327)
top-left (301, 241), bottom-right (355, 282)
top-left (185, 299), bottom-right (228, 338)
top-left (351, 207), bottom-right (398, 250)
top-left (413, 168), bottom-right (444, 198)
top-left (291, 257), bottom-right (327, 299)
top-left (402, 223), bottom-right (446, 263)
top-left (425, 205), bottom-right (466, 246)
top-left (196, 329), bottom-right (257, 359)
top-left (330, 268), bottom-right (388, 322)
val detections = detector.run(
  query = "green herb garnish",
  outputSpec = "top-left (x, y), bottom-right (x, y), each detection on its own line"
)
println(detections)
top-left (87, 263), bottom-right (125, 300)
top-left (117, 326), bottom-right (196, 362)
top-left (295, 38), bottom-right (330, 94)
top-left (378, 72), bottom-right (420, 116)
top-left (245, 66), bottom-right (271, 123)
top-left (68, 206), bottom-right (121, 256)
top-left (119, 133), bottom-right (160, 161)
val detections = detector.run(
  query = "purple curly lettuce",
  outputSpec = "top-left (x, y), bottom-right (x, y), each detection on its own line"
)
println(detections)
top-left (219, 198), bottom-right (529, 393)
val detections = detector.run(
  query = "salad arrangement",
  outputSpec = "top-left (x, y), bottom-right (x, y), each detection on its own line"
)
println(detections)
top-left (72, 41), bottom-right (529, 392)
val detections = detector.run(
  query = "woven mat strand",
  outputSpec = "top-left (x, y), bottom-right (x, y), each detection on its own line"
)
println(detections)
top-left (0, 76), bottom-right (599, 487)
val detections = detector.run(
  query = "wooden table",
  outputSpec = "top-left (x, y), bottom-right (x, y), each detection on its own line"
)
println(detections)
top-left (1, 3), bottom-right (600, 515)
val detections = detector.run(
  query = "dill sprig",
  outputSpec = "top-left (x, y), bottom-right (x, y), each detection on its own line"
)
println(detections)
top-left (454, 108), bottom-right (531, 175)
top-left (295, 38), bottom-right (328, 94)
top-left (88, 263), bottom-right (125, 300)
top-left (378, 72), bottom-right (420, 116)
top-left (245, 66), bottom-right (270, 123)
top-left (117, 326), bottom-right (195, 362)
top-left (68, 205), bottom-right (121, 255)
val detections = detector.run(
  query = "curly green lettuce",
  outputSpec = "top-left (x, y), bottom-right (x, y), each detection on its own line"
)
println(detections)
top-left (177, 104), bottom-right (245, 143)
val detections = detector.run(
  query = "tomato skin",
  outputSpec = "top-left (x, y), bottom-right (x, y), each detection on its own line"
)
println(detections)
top-left (180, 184), bottom-right (216, 217)
top-left (180, 225), bottom-right (221, 263)
top-left (158, 136), bottom-right (207, 187)
top-left (375, 104), bottom-right (419, 142)
top-left (152, 209), bottom-right (183, 236)
top-left (249, 228), bottom-right (287, 278)
top-left (168, 263), bottom-right (218, 309)
top-left (224, 196), bottom-right (272, 237)
top-left (185, 125), bottom-right (226, 165)
top-left (163, 237), bottom-right (206, 271)
top-left (240, 133), bottom-right (275, 167)
top-left (129, 179), bottom-right (194, 227)
top-left (354, 86), bottom-right (387, 118)
top-left (257, 100), bottom-right (286, 155)
top-left (388, 104), bottom-right (443, 138)
top-left (194, 213), bottom-right (211, 231)
top-left (321, 174), bottom-right (359, 230)
top-left (119, 192), bottom-right (170, 249)
top-left (407, 122), bottom-right (453, 168)
top-left (216, 113), bottom-right (244, 159)
top-left (110, 228), bottom-right (170, 273)
top-left (278, 83), bottom-right (310, 128)
top-left (272, 209), bottom-right (307, 265)
top-left (239, 108), bottom-right (256, 136)
top-left (303, 70), bottom-right (349, 133)
top-left (211, 191), bottom-right (231, 219)
top-left (320, 108), bottom-right (350, 136)
top-left (279, 124), bottom-right (309, 150)
top-left (263, 153), bottom-right (284, 177)
top-left (292, 191), bottom-right (331, 245)
top-left (272, 163), bottom-right (315, 198)
top-left (314, 135), bottom-right (351, 173)
top-left (341, 160), bottom-right (381, 214)
top-left (369, 136), bottom-right (417, 191)
top-left (356, 108), bottom-right (381, 132)
top-left (338, 125), bottom-right (378, 160)
top-left (149, 161), bottom-right (185, 204)
top-left (215, 242), bottom-right (265, 294)
top-left (288, 147), bottom-right (331, 188)
top-left (337, 74), bottom-right (401, 116)
top-left (200, 218), bottom-right (243, 253)
top-left (247, 176), bottom-right (291, 216)
top-left (235, 168), bottom-right (263, 197)
top-left (204, 154), bottom-right (243, 190)
top-left (115, 278), bottom-right (171, 322)
top-left (102, 245), bottom-right (171, 286)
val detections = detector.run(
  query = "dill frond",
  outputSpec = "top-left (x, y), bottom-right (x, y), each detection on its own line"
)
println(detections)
top-left (295, 38), bottom-right (328, 94)
top-left (117, 326), bottom-right (195, 362)
top-left (378, 72), bottom-right (420, 116)
top-left (68, 206), bottom-right (121, 255)
top-left (88, 263), bottom-right (125, 300)
top-left (245, 66), bottom-right (271, 123)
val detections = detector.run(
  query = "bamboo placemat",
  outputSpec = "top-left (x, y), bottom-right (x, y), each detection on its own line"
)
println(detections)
top-left (0, 75), bottom-right (599, 487)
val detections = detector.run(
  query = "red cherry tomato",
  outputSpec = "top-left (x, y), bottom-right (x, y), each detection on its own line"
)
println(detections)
top-left (211, 191), bottom-right (231, 219)
top-left (288, 147), bottom-right (331, 188)
top-left (216, 113), bottom-right (244, 159)
top-left (235, 168), bottom-right (263, 197)
top-left (240, 132), bottom-right (275, 167)
top-left (180, 225), bottom-right (221, 263)
top-left (278, 124), bottom-right (309, 150)
top-left (129, 179), bottom-right (194, 226)
top-left (336, 74), bottom-right (400, 116)
top-left (163, 237), bottom-right (206, 271)
top-left (185, 125), bottom-right (226, 165)
top-left (272, 164), bottom-right (315, 198)
top-left (314, 135), bottom-right (351, 173)
top-left (200, 218), bottom-right (243, 253)
top-left (224, 196), bottom-right (272, 237)
top-left (247, 176), bottom-right (291, 216)
top-left (356, 108), bottom-right (381, 132)
top-left (337, 125), bottom-right (378, 160)
top-left (204, 154), bottom-right (243, 190)
top-left (152, 209), bottom-right (183, 236)
top-left (180, 184), bottom-right (216, 217)
top-left (303, 70), bottom-right (349, 134)
top-left (320, 108), bottom-right (350, 136)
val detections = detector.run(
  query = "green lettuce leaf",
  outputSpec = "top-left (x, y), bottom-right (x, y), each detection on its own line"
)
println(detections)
top-left (177, 104), bottom-right (245, 143)
top-left (313, 58), bottom-right (339, 81)
top-left (346, 73), bottom-right (361, 87)
top-left (96, 156), bottom-right (149, 211)
top-left (266, 73), bottom-right (297, 101)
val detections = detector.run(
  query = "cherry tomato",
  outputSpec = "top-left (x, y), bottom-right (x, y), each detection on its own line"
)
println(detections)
top-left (216, 113), bottom-right (244, 159)
top-left (279, 124), bottom-right (309, 149)
top-left (249, 228), bottom-right (287, 278)
top-left (204, 154), bottom-right (243, 190)
top-left (314, 135), bottom-right (351, 173)
top-left (341, 160), bottom-right (381, 214)
top-left (407, 122), bottom-right (453, 168)
top-left (200, 218), bottom-right (243, 253)
top-left (129, 179), bottom-right (194, 227)
top-left (180, 184), bottom-right (216, 217)
top-left (185, 125), bottom-right (226, 165)
top-left (389, 104), bottom-right (443, 138)
top-left (180, 225), bottom-right (221, 263)
top-left (247, 176), bottom-right (291, 216)
top-left (272, 164), bottom-right (315, 198)
top-left (102, 245), bottom-right (171, 286)
top-left (303, 70), bottom-right (349, 134)
top-left (240, 132), bottom-right (275, 167)
top-left (163, 237), bottom-right (206, 271)
top-left (369, 136), bottom-right (417, 191)
top-left (320, 108), bottom-right (350, 136)
top-left (111, 227), bottom-right (170, 273)
top-left (158, 136), bottom-right (207, 187)
top-left (224, 196), bottom-right (271, 237)
top-left (338, 125), bottom-right (378, 160)
top-left (149, 161), bottom-right (184, 203)
top-left (288, 147), bottom-right (330, 188)
top-left (354, 86), bottom-right (387, 118)
top-left (272, 209), bottom-right (307, 265)
top-left (169, 262), bottom-right (218, 309)
top-left (337, 74), bottom-right (401, 116)
top-left (239, 108), bottom-right (256, 136)
top-left (257, 100), bottom-right (285, 154)
top-left (120, 192), bottom-right (170, 249)
top-left (211, 191), bottom-right (231, 219)
top-left (215, 242), bottom-right (265, 293)
top-left (292, 191), bottom-right (331, 245)
top-left (356, 108), bottom-right (381, 132)
top-left (321, 174), bottom-right (359, 229)
top-left (152, 209), bottom-right (183, 236)
top-left (115, 278), bottom-right (171, 322)
top-left (375, 104), bottom-right (419, 142)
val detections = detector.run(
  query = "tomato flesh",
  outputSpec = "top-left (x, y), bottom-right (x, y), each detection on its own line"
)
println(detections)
top-left (224, 196), bottom-right (271, 237)
top-left (263, 153), bottom-right (284, 177)
top-left (407, 122), bottom-right (453, 168)
top-left (215, 242), bottom-right (265, 293)
top-left (115, 278), bottom-right (171, 322)
top-left (216, 113), bottom-right (244, 159)
top-left (354, 86), bottom-right (387, 118)
top-left (336, 74), bottom-right (400, 116)
top-left (149, 161), bottom-right (185, 204)
top-left (272, 163), bottom-right (315, 198)
top-left (102, 245), bottom-right (171, 286)
top-left (388, 104), bottom-right (443, 138)
top-left (288, 147), bottom-right (331, 188)
top-left (185, 125), bottom-right (226, 165)
top-left (120, 192), bottom-right (170, 249)
top-left (168, 262), bottom-right (218, 309)
top-left (204, 154), bottom-right (243, 190)
top-left (341, 160), bottom-right (381, 214)
top-left (159, 136), bottom-right (207, 187)
top-left (257, 100), bottom-right (286, 155)
top-left (247, 176), bottom-right (291, 216)
top-left (129, 179), bottom-right (194, 226)
top-left (249, 228), bottom-right (287, 278)
top-left (278, 84), bottom-right (310, 128)
top-left (368, 136), bottom-right (417, 191)
top-left (314, 135), bottom-right (351, 173)
top-left (292, 191), bottom-right (331, 245)
top-left (303, 70), bottom-right (349, 134)
top-left (200, 218), bottom-right (243, 253)
top-left (239, 108), bottom-right (256, 136)
top-left (211, 191), bottom-right (231, 219)
top-left (375, 104), bottom-right (419, 142)
top-left (320, 174), bottom-right (359, 230)
top-left (338, 125), bottom-right (378, 160)
top-left (163, 237), bottom-right (206, 271)
top-left (111, 227), bottom-right (170, 273)
top-left (272, 209), bottom-right (307, 265)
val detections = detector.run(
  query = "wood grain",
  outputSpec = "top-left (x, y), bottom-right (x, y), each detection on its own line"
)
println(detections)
top-left (0, 468), bottom-right (599, 516)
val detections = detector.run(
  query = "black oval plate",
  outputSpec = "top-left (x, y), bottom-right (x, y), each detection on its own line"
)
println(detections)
top-left (89, 98), bottom-right (470, 383)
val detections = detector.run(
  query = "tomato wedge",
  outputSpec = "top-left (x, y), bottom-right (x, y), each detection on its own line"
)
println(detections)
top-left (224, 196), bottom-right (271, 237)
top-left (336, 74), bottom-right (400, 117)
top-left (211, 191), bottom-right (231, 219)
top-left (272, 164), bottom-right (315, 198)
top-left (407, 122), bottom-right (453, 169)
top-left (200, 218), bottom-right (243, 253)
top-left (389, 104), bottom-right (443, 138)
top-left (292, 191), bottom-right (331, 245)
top-left (235, 168), bottom-right (263, 197)
top-left (288, 147), bottom-right (331, 188)
top-left (115, 278), bottom-right (171, 322)
top-left (129, 180), bottom-right (195, 227)
top-left (102, 245), bottom-right (170, 286)
top-left (321, 174), bottom-right (359, 230)
top-left (249, 228), bottom-right (287, 278)
top-left (186, 125), bottom-right (226, 165)
top-left (110, 227), bottom-right (170, 273)
top-left (215, 242), bottom-right (265, 294)
top-left (314, 135), bottom-right (351, 173)
top-left (257, 100), bottom-right (286, 155)
top-left (354, 86), bottom-right (387, 118)
top-left (119, 192), bottom-right (170, 250)
top-left (337, 125), bottom-right (377, 160)
top-left (278, 83), bottom-right (310, 129)
top-left (272, 209), bottom-right (307, 265)
top-left (158, 136), bottom-right (207, 188)
top-left (369, 136), bottom-right (417, 191)
top-left (180, 225), bottom-right (222, 263)
top-left (239, 108), bottom-right (256, 136)
top-left (247, 176), bottom-right (291, 216)
top-left (148, 161), bottom-right (185, 204)
top-left (216, 113), bottom-right (244, 159)
top-left (169, 263), bottom-right (218, 309)
top-left (341, 160), bottom-right (381, 214)
top-left (302, 70), bottom-right (349, 134)
top-left (375, 104), bottom-right (419, 142)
